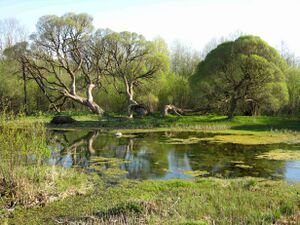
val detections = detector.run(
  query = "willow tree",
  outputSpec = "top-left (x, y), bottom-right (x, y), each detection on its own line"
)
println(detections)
top-left (103, 31), bottom-right (168, 117)
top-left (190, 36), bottom-right (288, 118)
top-left (26, 13), bottom-right (106, 114)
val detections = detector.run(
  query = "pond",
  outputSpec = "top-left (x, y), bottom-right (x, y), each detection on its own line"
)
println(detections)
top-left (48, 130), bottom-right (300, 182)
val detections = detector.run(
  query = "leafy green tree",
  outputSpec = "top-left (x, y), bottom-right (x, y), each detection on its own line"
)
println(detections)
top-left (104, 31), bottom-right (169, 117)
top-left (286, 67), bottom-right (300, 114)
top-left (0, 60), bottom-right (23, 111)
top-left (4, 42), bottom-right (30, 114)
top-left (191, 36), bottom-right (288, 118)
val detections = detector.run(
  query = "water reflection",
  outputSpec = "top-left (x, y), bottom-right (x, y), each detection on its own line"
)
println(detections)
top-left (48, 130), bottom-right (300, 182)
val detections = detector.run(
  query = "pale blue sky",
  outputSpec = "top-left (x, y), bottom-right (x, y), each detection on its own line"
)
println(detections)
top-left (0, 0), bottom-right (300, 55)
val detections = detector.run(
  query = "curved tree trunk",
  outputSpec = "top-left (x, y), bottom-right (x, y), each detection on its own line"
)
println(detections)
top-left (85, 84), bottom-right (104, 114)
top-left (126, 82), bottom-right (138, 118)
top-left (64, 83), bottom-right (104, 115)
top-left (85, 100), bottom-right (104, 114)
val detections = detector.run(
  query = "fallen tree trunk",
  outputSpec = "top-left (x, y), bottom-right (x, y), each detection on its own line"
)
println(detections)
top-left (162, 105), bottom-right (183, 116)
top-left (162, 105), bottom-right (213, 116)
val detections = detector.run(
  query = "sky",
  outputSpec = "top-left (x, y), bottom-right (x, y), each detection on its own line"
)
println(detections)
top-left (0, 0), bottom-right (300, 56)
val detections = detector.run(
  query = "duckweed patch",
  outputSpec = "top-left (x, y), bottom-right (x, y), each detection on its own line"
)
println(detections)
top-left (201, 133), bottom-right (300, 145)
top-left (183, 170), bottom-right (210, 177)
top-left (234, 164), bottom-right (253, 169)
top-left (89, 156), bottom-right (129, 168)
top-left (165, 137), bottom-right (202, 144)
top-left (256, 149), bottom-right (300, 160)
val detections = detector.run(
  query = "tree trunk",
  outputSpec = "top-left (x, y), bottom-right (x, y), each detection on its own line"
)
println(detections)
top-left (22, 62), bottom-right (28, 115)
top-left (162, 105), bottom-right (183, 116)
top-left (86, 100), bottom-right (104, 115)
top-left (64, 83), bottom-right (104, 115)
top-left (85, 83), bottom-right (104, 114)
top-left (228, 97), bottom-right (238, 119)
top-left (127, 82), bottom-right (138, 118)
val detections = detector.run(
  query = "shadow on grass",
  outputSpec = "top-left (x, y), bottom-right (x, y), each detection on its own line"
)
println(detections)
top-left (231, 120), bottom-right (300, 132)
top-left (45, 114), bottom-right (300, 132)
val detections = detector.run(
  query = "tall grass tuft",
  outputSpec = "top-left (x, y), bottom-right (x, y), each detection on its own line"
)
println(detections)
top-left (0, 110), bottom-right (90, 210)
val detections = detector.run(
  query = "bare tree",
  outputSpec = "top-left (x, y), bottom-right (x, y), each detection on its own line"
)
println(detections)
top-left (26, 13), bottom-right (107, 114)
top-left (201, 30), bottom-right (245, 59)
top-left (279, 41), bottom-right (300, 67)
top-left (0, 18), bottom-right (27, 57)
top-left (104, 31), bottom-right (168, 117)
top-left (170, 40), bottom-right (201, 77)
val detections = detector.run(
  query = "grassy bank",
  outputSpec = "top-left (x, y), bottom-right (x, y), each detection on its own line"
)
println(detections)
top-left (13, 113), bottom-right (300, 131)
top-left (12, 113), bottom-right (300, 145)
top-left (4, 177), bottom-right (300, 224)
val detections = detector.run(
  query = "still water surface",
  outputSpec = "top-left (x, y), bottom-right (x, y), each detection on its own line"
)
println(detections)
top-left (48, 130), bottom-right (300, 182)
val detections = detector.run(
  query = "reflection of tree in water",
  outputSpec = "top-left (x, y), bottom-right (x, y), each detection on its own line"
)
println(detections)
top-left (48, 131), bottom-right (100, 168)
top-left (48, 131), bottom-right (291, 180)
top-left (95, 137), bottom-right (170, 179)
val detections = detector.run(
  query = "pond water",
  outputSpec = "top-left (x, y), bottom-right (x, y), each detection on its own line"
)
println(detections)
top-left (48, 130), bottom-right (300, 182)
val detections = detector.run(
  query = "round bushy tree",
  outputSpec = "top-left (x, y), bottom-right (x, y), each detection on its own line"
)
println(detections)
top-left (190, 36), bottom-right (288, 117)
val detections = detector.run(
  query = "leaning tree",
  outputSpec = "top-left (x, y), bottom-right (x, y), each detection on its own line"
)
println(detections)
top-left (26, 13), bottom-right (107, 114)
top-left (190, 36), bottom-right (288, 118)
top-left (103, 31), bottom-right (168, 117)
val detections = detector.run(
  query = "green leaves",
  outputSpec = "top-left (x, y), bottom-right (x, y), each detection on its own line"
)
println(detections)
top-left (191, 35), bottom-right (288, 116)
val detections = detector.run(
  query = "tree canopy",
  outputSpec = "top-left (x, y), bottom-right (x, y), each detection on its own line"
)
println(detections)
top-left (14, 13), bottom-right (168, 115)
top-left (190, 35), bottom-right (288, 118)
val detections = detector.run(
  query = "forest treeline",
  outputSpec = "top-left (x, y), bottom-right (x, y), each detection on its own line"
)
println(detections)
top-left (1, 13), bottom-right (300, 117)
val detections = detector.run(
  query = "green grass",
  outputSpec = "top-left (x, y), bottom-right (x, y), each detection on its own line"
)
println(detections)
top-left (13, 112), bottom-right (300, 132)
top-left (4, 177), bottom-right (300, 224)
top-left (9, 113), bottom-right (300, 146)
top-left (15, 112), bottom-right (300, 145)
